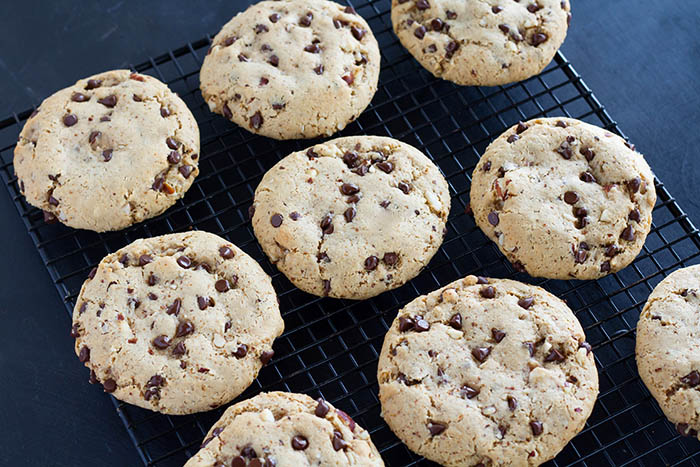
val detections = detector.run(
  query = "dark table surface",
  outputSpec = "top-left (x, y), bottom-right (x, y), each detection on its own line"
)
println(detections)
top-left (1, 1), bottom-right (699, 465)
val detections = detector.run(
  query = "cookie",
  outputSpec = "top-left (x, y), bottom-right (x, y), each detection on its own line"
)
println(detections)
top-left (14, 69), bottom-right (200, 232)
top-left (199, 0), bottom-right (380, 140)
top-left (636, 265), bottom-right (700, 439)
top-left (391, 0), bottom-right (571, 86)
top-left (378, 275), bottom-right (598, 466)
top-left (251, 136), bottom-right (450, 300)
top-left (185, 391), bottom-right (384, 466)
top-left (470, 117), bottom-right (656, 280)
top-left (71, 231), bottom-right (284, 415)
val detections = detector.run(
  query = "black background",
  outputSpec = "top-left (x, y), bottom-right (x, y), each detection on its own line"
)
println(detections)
top-left (1, 1), bottom-right (699, 465)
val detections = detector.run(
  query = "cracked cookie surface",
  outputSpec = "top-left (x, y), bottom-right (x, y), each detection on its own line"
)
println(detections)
top-left (185, 391), bottom-right (384, 466)
top-left (200, 0), bottom-right (380, 140)
top-left (14, 69), bottom-right (200, 232)
top-left (470, 117), bottom-right (656, 280)
top-left (378, 275), bottom-right (598, 466)
top-left (251, 135), bottom-right (450, 300)
top-left (391, 0), bottom-right (570, 86)
top-left (636, 265), bottom-right (700, 439)
top-left (71, 231), bottom-right (284, 415)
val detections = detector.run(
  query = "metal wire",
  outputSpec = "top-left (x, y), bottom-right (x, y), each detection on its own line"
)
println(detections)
top-left (1, 0), bottom-right (699, 465)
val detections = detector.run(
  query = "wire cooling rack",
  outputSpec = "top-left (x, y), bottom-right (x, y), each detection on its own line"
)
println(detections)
top-left (2, 1), bottom-right (700, 466)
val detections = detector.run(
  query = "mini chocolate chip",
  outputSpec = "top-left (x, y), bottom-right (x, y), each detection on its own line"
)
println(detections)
top-left (518, 297), bottom-right (534, 309)
top-left (344, 207), bottom-right (356, 223)
top-left (166, 298), bottom-right (181, 315)
top-left (98, 95), bottom-right (117, 108)
top-left (63, 114), bottom-right (78, 126)
top-left (544, 348), bottom-right (565, 362)
top-left (167, 151), bottom-right (181, 164)
top-left (292, 435), bottom-right (308, 450)
top-left (492, 329), bottom-right (506, 343)
top-left (365, 256), bottom-right (379, 271)
top-left (461, 384), bottom-right (479, 399)
top-left (472, 347), bottom-right (491, 362)
top-left (178, 165), bottom-right (194, 178)
top-left (580, 172), bottom-right (596, 183)
top-left (215, 279), bottom-right (230, 293)
top-left (166, 137), bottom-right (179, 149)
top-left (250, 111), bottom-right (263, 129)
top-left (260, 350), bottom-right (274, 365)
top-left (414, 25), bottom-right (426, 39)
top-left (530, 421), bottom-right (544, 436)
top-left (176, 255), bottom-right (192, 268)
top-left (152, 335), bottom-right (171, 349)
top-left (176, 320), bottom-right (195, 337)
top-left (621, 225), bottom-right (636, 241)
top-left (340, 183), bottom-right (360, 195)
top-left (233, 344), bottom-right (248, 358)
top-left (507, 395), bottom-right (518, 411)
top-left (507, 134), bottom-right (519, 143)
top-left (480, 286), bottom-right (495, 299)
top-left (79, 346), bottom-right (90, 363)
top-left (271, 213), bottom-right (283, 227)
top-left (103, 378), bottom-right (117, 393)
top-left (448, 313), bottom-right (462, 330)
top-left (428, 421), bottom-right (446, 436)
top-left (488, 211), bottom-right (499, 226)
top-left (564, 191), bottom-right (579, 205)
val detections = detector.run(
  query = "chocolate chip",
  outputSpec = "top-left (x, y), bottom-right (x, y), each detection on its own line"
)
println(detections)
top-left (255, 23), bottom-right (269, 34)
top-left (416, 0), bottom-right (430, 9)
top-left (215, 279), bottom-right (230, 293)
top-left (445, 41), bottom-right (459, 58)
top-left (320, 213), bottom-right (334, 234)
top-left (600, 261), bottom-right (611, 273)
top-left (78, 346), bottom-right (90, 362)
top-left (414, 25), bottom-right (426, 39)
top-left (269, 13), bottom-right (280, 22)
top-left (233, 344), bottom-right (248, 359)
top-left (219, 246), bottom-right (235, 259)
top-left (574, 247), bottom-right (588, 264)
top-left (166, 137), bottom-right (179, 150)
top-left (322, 279), bottom-right (331, 296)
top-left (241, 446), bottom-right (257, 459)
top-left (492, 5), bottom-right (503, 13)
top-left (627, 177), bottom-right (642, 193)
top-left (250, 111), bottom-right (263, 129)
top-left (47, 194), bottom-right (59, 206)
top-left (70, 324), bottom-right (80, 338)
top-left (498, 24), bottom-right (510, 34)
top-left (382, 252), bottom-right (399, 266)
top-left (448, 313), bottom-right (462, 330)
top-left (677, 423), bottom-right (698, 437)
top-left (580, 172), bottom-right (596, 183)
top-left (518, 297), bottom-right (534, 309)
top-left (332, 431), bottom-right (347, 451)
top-left (63, 114), bottom-right (78, 127)
top-left (629, 209), bottom-right (641, 222)
top-left (507, 395), bottom-right (518, 411)
top-left (621, 225), bottom-right (636, 242)
top-left (605, 244), bottom-right (620, 257)
top-left (342, 73), bottom-right (354, 85)
top-left (340, 183), bottom-right (360, 196)
top-left (222, 103), bottom-right (233, 119)
top-left (344, 207), bottom-right (356, 223)
top-left (461, 384), bottom-right (479, 399)
top-left (147, 292), bottom-right (158, 301)
top-left (138, 254), bottom-right (153, 266)
top-left (364, 256), bottom-right (379, 271)
top-left (431, 18), bottom-right (444, 31)
top-left (529, 32), bottom-right (548, 46)
top-left (427, 421), bottom-right (446, 436)
top-left (270, 213), bottom-right (283, 227)
top-left (472, 347), bottom-right (491, 362)
top-left (351, 26), bottom-right (366, 40)
top-left (314, 64), bottom-right (324, 75)
top-left (176, 255), bottom-right (192, 269)
top-left (530, 421), bottom-right (544, 436)
top-left (564, 191), bottom-right (579, 205)
top-left (299, 12), bottom-right (313, 26)
top-left (314, 398), bottom-right (330, 418)
top-left (507, 134), bottom-right (519, 143)
top-left (88, 370), bottom-right (98, 384)
top-left (98, 95), bottom-right (117, 108)
top-left (480, 286), bottom-right (495, 299)
top-left (527, 3), bottom-right (542, 13)
top-left (544, 348), bottom-right (565, 362)
top-left (487, 211), bottom-right (499, 226)
top-left (681, 370), bottom-right (700, 387)
top-left (292, 435), bottom-right (308, 450)
top-left (103, 378), bottom-right (117, 393)
top-left (166, 298), bottom-right (181, 315)
top-left (414, 317), bottom-right (430, 332)
top-left (72, 92), bottom-right (89, 102)
top-left (492, 329), bottom-right (506, 343)
top-left (625, 141), bottom-right (636, 151)
top-left (342, 151), bottom-right (360, 168)
top-left (398, 317), bottom-right (414, 332)
top-left (178, 165), bottom-right (194, 178)
top-left (268, 54), bottom-right (279, 67)
top-left (304, 43), bottom-right (320, 53)
top-left (153, 335), bottom-right (171, 349)
top-left (85, 79), bottom-right (102, 90)
top-left (167, 151), bottom-right (181, 164)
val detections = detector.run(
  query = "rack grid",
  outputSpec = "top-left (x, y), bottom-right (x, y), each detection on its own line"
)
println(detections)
top-left (1, 1), bottom-right (699, 465)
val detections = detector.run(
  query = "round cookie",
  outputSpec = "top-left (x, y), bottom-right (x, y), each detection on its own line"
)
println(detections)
top-left (636, 265), bottom-right (700, 439)
top-left (251, 136), bottom-right (450, 300)
top-left (185, 391), bottom-right (384, 466)
top-left (378, 275), bottom-right (598, 466)
top-left (200, 0), bottom-right (380, 140)
top-left (470, 117), bottom-right (656, 280)
top-left (14, 69), bottom-right (200, 232)
top-left (391, 0), bottom-right (571, 86)
top-left (71, 231), bottom-right (284, 415)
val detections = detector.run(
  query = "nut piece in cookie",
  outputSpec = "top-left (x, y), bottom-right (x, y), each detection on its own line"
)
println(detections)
top-left (470, 117), bottom-right (656, 280)
top-left (183, 391), bottom-right (385, 466)
top-left (200, 0), bottom-right (381, 139)
top-left (378, 275), bottom-right (598, 465)
top-left (71, 231), bottom-right (283, 414)
top-left (14, 69), bottom-right (200, 232)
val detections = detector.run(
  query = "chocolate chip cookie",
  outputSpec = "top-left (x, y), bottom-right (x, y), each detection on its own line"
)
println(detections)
top-left (71, 231), bottom-right (284, 415)
top-left (391, 0), bottom-right (571, 86)
top-left (470, 117), bottom-right (656, 280)
top-left (14, 69), bottom-right (200, 232)
top-left (185, 391), bottom-right (384, 466)
top-left (378, 275), bottom-right (598, 466)
top-left (251, 136), bottom-right (450, 300)
top-left (636, 265), bottom-right (700, 439)
top-left (200, 0), bottom-right (380, 140)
